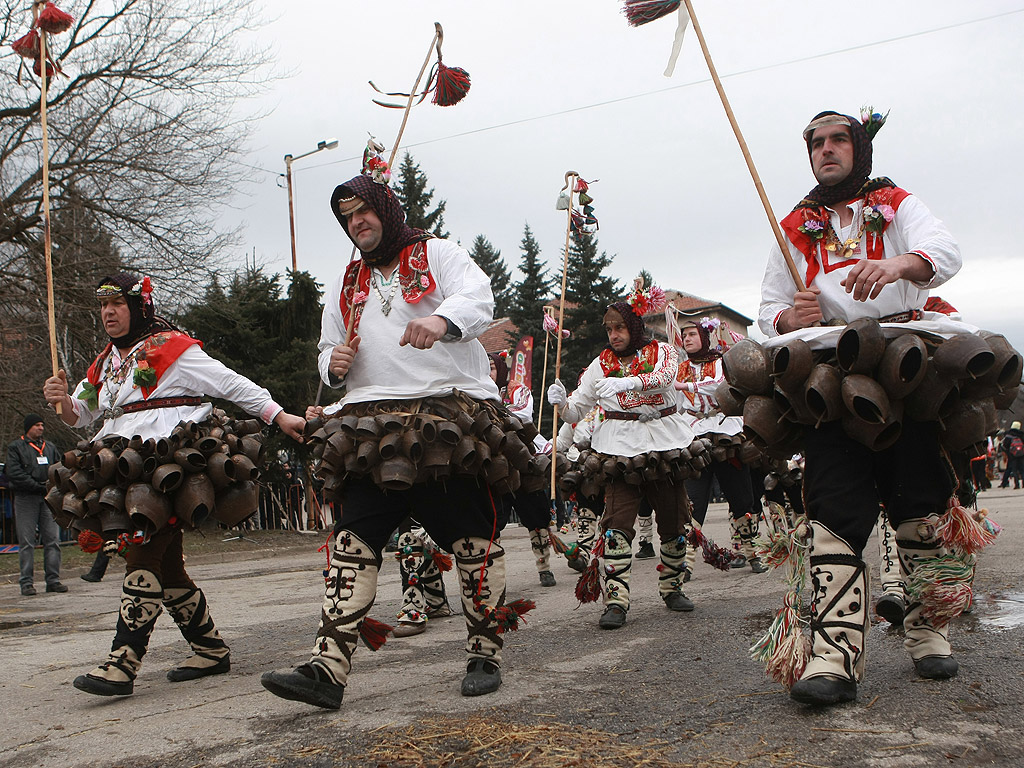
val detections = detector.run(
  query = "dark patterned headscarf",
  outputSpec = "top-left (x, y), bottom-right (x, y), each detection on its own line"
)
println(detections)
top-left (488, 352), bottom-right (509, 390)
top-left (605, 302), bottom-right (651, 358)
top-left (330, 175), bottom-right (432, 267)
top-left (679, 319), bottom-right (720, 363)
top-left (800, 111), bottom-right (873, 207)
top-left (96, 272), bottom-right (175, 348)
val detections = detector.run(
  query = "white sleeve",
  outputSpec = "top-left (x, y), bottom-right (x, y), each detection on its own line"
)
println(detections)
top-left (759, 240), bottom-right (799, 338)
top-left (561, 361), bottom-right (601, 424)
top-left (317, 273), bottom-right (348, 388)
top-left (428, 240), bottom-right (495, 341)
top-left (693, 358), bottom-right (726, 397)
top-left (891, 196), bottom-right (962, 290)
top-left (176, 346), bottom-right (283, 423)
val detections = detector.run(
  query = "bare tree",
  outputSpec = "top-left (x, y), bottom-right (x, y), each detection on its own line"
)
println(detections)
top-left (0, 0), bottom-right (274, 442)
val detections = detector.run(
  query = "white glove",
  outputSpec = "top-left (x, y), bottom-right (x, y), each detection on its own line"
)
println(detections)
top-left (547, 379), bottom-right (567, 406)
top-left (595, 375), bottom-right (641, 398)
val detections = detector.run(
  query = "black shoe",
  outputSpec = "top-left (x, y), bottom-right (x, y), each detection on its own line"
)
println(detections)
top-left (748, 557), bottom-right (768, 574)
top-left (73, 674), bottom-right (134, 696)
top-left (875, 594), bottom-right (906, 625)
top-left (538, 570), bottom-right (556, 587)
top-left (636, 542), bottom-right (656, 560)
top-left (461, 659), bottom-right (502, 696)
top-left (729, 553), bottom-right (748, 569)
top-left (567, 553), bottom-right (588, 573)
top-left (46, 582), bottom-right (68, 593)
top-left (914, 655), bottom-right (959, 680)
top-left (598, 605), bottom-right (627, 629)
top-left (663, 592), bottom-right (695, 612)
top-left (81, 572), bottom-right (103, 583)
top-left (790, 675), bottom-right (857, 706)
top-left (261, 665), bottom-right (345, 709)
top-left (21, 585), bottom-right (36, 596)
top-left (167, 655), bottom-right (230, 682)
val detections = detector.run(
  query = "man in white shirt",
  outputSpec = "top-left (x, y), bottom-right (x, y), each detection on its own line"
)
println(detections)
top-left (262, 172), bottom-right (525, 709)
top-left (758, 110), bottom-right (961, 706)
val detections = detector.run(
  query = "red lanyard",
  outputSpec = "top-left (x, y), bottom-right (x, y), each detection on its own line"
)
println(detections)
top-left (23, 437), bottom-right (45, 456)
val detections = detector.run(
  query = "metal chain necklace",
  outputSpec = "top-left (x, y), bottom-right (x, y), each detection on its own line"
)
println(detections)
top-left (371, 267), bottom-right (401, 316)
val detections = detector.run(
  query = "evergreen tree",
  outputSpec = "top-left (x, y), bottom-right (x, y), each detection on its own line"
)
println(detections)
top-left (562, 230), bottom-right (621, 383)
top-left (392, 152), bottom-right (448, 238)
top-left (507, 223), bottom-right (555, 407)
top-left (469, 235), bottom-right (513, 317)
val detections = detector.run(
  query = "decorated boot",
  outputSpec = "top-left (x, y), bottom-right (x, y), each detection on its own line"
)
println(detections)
top-left (730, 512), bottom-right (767, 573)
top-left (682, 534), bottom-right (698, 582)
top-left (568, 506), bottom-right (599, 572)
top-left (635, 514), bottom-right (656, 559)
top-left (897, 517), bottom-right (959, 680)
top-left (454, 536), bottom-right (506, 696)
top-left (394, 531), bottom-right (431, 637)
top-left (875, 514), bottom-right (906, 624)
top-left (260, 530), bottom-right (378, 709)
top-left (530, 528), bottom-right (556, 587)
top-left (789, 522), bottom-right (867, 706)
top-left (164, 585), bottom-right (230, 681)
top-left (599, 529), bottom-right (632, 629)
top-left (73, 569), bottom-right (163, 696)
top-left (658, 537), bottom-right (694, 611)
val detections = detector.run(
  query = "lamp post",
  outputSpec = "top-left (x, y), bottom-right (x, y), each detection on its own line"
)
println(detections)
top-left (284, 138), bottom-right (338, 272)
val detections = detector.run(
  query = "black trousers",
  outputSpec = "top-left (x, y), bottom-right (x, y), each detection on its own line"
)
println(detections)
top-left (802, 419), bottom-right (952, 555)
top-left (496, 488), bottom-right (550, 531)
top-left (685, 459), bottom-right (757, 526)
top-left (336, 476), bottom-right (501, 566)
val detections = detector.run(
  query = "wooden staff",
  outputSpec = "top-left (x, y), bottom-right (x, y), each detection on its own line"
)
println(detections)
top-left (680, 0), bottom-right (805, 292)
top-left (34, 4), bottom-right (61, 415)
top-left (387, 22), bottom-right (442, 169)
top-left (550, 172), bottom-right (578, 502)
top-left (536, 305), bottom-right (555, 433)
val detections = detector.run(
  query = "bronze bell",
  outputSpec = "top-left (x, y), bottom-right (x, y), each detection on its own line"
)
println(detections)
top-left (379, 456), bottom-right (417, 491)
top-left (804, 364), bottom-right (844, 425)
top-left (451, 436), bottom-right (477, 471)
top-left (195, 435), bottom-right (222, 456)
top-left (965, 332), bottom-right (1023, 396)
top-left (903, 363), bottom-right (960, 422)
top-left (174, 448), bottom-right (207, 473)
top-left (771, 338), bottom-right (814, 392)
top-left (454, 410), bottom-right (475, 435)
top-left (230, 453), bottom-right (259, 481)
top-left (715, 382), bottom-right (746, 417)
top-left (61, 492), bottom-right (86, 519)
top-left (993, 385), bottom-right (1020, 411)
top-left (842, 400), bottom-right (903, 451)
top-left (206, 453), bottom-right (236, 490)
top-left (70, 515), bottom-right (103, 537)
top-left (377, 432), bottom-right (403, 461)
top-left (125, 482), bottom-right (173, 538)
top-left (355, 439), bottom-right (382, 471)
top-left (378, 412), bottom-right (406, 434)
top-left (233, 418), bottom-right (263, 436)
top-left (213, 480), bottom-right (259, 527)
top-left (723, 339), bottom-right (772, 395)
top-left (876, 333), bottom-right (928, 400)
top-left (355, 416), bottom-right (383, 439)
top-left (174, 473), bottom-right (215, 527)
top-left (62, 450), bottom-right (81, 470)
top-left (486, 453), bottom-right (510, 484)
top-left (68, 470), bottom-right (94, 497)
top-left (836, 317), bottom-right (886, 374)
top-left (117, 448), bottom-right (145, 481)
top-left (84, 488), bottom-right (102, 516)
top-left (239, 435), bottom-right (264, 463)
top-left (841, 374), bottom-right (892, 425)
top-left (742, 395), bottom-right (792, 448)
top-left (322, 416), bottom-right (343, 436)
top-left (436, 420), bottom-right (462, 445)
top-left (939, 398), bottom-right (988, 452)
top-left (98, 485), bottom-right (126, 513)
top-left (417, 416), bottom-right (438, 443)
top-left (773, 385), bottom-right (816, 425)
top-left (338, 414), bottom-right (360, 436)
top-left (98, 503), bottom-right (132, 533)
top-left (151, 462), bottom-right (185, 493)
top-left (932, 333), bottom-right (995, 381)
top-left (401, 431), bottom-right (424, 462)
top-left (476, 441), bottom-right (493, 470)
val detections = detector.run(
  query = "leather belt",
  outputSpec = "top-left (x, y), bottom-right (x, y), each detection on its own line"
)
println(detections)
top-left (104, 397), bottom-right (203, 421)
top-left (878, 309), bottom-right (924, 324)
top-left (604, 405), bottom-right (677, 422)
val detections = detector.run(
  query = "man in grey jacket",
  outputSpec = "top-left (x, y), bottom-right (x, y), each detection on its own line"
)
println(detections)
top-left (6, 414), bottom-right (65, 596)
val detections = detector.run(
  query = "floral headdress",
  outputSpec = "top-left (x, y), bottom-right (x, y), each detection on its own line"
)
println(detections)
top-left (625, 278), bottom-right (667, 318)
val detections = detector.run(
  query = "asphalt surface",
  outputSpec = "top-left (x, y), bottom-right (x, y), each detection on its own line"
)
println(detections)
top-left (2, 489), bottom-right (1023, 768)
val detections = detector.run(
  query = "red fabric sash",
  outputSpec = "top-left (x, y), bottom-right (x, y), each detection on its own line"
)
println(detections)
top-left (780, 187), bottom-right (911, 287)
top-left (338, 241), bottom-right (435, 336)
top-left (86, 331), bottom-right (201, 399)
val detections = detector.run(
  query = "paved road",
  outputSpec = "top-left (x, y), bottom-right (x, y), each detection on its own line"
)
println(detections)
top-left (2, 490), bottom-right (1022, 768)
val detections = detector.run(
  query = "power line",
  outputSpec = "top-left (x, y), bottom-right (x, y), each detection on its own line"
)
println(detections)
top-left (285, 7), bottom-right (1023, 175)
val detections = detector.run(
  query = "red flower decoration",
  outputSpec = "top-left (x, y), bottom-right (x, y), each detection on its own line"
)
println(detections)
top-left (32, 58), bottom-right (55, 78)
top-left (36, 3), bottom-right (74, 34)
top-left (11, 30), bottom-right (40, 59)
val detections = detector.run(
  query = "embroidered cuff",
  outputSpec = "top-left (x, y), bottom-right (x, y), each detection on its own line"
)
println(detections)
top-left (772, 309), bottom-right (787, 335)
top-left (909, 250), bottom-right (938, 288)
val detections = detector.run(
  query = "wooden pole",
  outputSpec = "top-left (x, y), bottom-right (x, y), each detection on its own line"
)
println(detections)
top-left (550, 172), bottom-right (578, 502)
top-left (536, 306), bottom-right (554, 434)
top-left (680, 0), bottom-right (806, 292)
top-left (387, 22), bottom-right (442, 169)
top-left (35, 8), bottom-right (61, 415)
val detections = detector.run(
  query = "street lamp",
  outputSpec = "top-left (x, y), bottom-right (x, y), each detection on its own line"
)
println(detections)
top-left (284, 138), bottom-right (339, 272)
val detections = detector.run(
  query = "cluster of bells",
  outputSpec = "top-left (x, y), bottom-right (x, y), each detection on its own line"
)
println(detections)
top-left (719, 319), bottom-right (1023, 456)
top-left (45, 410), bottom-right (265, 542)
top-left (559, 439), bottom-right (713, 499)
top-left (307, 399), bottom-right (557, 498)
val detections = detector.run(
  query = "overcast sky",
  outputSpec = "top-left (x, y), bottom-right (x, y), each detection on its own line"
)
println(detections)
top-left (222, 0), bottom-right (1024, 353)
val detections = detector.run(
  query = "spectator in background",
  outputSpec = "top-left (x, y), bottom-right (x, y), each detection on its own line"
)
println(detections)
top-left (998, 421), bottom-right (1024, 490)
top-left (6, 414), bottom-right (65, 596)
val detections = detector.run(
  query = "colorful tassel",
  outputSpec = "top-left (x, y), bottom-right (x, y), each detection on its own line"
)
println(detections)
top-left (750, 593), bottom-right (811, 689)
top-left (11, 30), bottom-right (40, 59)
top-left (482, 598), bottom-right (535, 633)
top-left (622, 0), bottom-right (681, 27)
top-left (937, 496), bottom-right (998, 555)
top-left (905, 553), bottom-right (976, 626)
top-left (431, 549), bottom-right (453, 572)
top-left (36, 2), bottom-right (74, 34)
top-left (431, 62), bottom-right (471, 106)
top-left (574, 557), bottom-right (602, 604)
top-left (32, 58), bottom-right (56, 78)
top-left (547, 526), bottom-right (570, 555)
top-left (359, 616), bottom-right (393, 651)
top-left (686, 526), bottom-right (733, 571)
top-left (77, 530), bottom-right (105, 553)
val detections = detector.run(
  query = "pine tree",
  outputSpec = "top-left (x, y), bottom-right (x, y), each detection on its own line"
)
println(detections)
top-left (469, 235), bottom-right (513, 317)
top-left (507, 223), bottom-right (555, 406)
top-left (392, 152), bottom-right (448, 238)
top-left (562, 230), bottom-right (621, 382)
